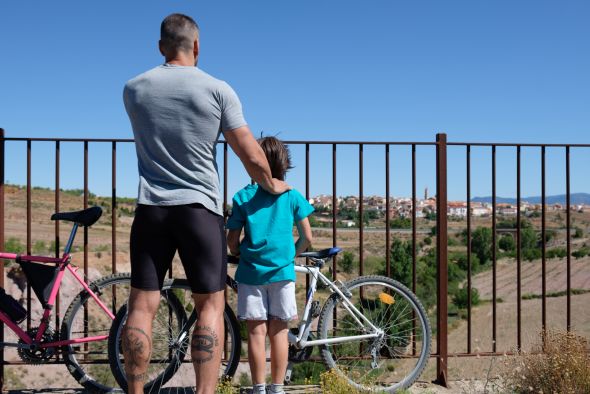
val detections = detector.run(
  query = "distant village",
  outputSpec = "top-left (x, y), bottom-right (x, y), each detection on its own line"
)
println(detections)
top-left (309, 187), bottom-right (588, 226)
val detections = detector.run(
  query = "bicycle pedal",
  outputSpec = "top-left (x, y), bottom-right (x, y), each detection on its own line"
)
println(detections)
top-left (284, 362), bottom-right (293, 384)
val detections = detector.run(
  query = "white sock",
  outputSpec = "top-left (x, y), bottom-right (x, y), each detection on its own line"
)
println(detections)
top-left (269, 383), bottom-right (284, 394)
top-left (253, 383), bottom-right (266, 394)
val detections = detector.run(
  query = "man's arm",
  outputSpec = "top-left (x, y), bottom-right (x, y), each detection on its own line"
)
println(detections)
top-left (223, 126), bottom-right (290, 194)
top-left (295, 217), bottom-right (313, 257)
top-left (227, 229), bottom-right (242, 256)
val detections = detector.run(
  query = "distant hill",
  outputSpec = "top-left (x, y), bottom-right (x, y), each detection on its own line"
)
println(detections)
top-left (471, 193), bottom-right (590, 205)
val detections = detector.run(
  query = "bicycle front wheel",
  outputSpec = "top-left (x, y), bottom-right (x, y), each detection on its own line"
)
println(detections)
top-left (108, 279), bottom-right (241, 392)
top-left (61, 272), bottom-right (133, 393)
top-left (317, 275), bottom-right (431, 392)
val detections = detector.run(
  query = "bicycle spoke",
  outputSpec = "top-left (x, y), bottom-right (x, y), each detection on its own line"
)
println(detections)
top-left (318, 277), bottom-right (431, 392)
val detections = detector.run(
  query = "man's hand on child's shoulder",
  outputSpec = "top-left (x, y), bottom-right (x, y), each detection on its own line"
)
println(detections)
top-left (263, 178), bottom-right (291, 195)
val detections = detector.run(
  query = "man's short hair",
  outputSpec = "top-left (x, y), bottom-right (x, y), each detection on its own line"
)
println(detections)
top-left (160, 13), bottom-right (199, 55)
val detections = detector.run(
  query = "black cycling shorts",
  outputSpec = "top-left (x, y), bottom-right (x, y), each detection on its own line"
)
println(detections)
top-left (129, 203), bottom-right (227, 293)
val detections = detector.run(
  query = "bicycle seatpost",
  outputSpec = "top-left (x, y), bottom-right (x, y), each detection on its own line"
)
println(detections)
top-left (63, 223), bottom-right (79, 256)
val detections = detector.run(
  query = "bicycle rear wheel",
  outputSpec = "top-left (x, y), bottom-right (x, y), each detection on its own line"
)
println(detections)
top-left (108, 278), bottom-right (241, 392)
top-left (317, 275), bottom-right (431, 392)
top-left (61, 272), bottom-right (133, 393)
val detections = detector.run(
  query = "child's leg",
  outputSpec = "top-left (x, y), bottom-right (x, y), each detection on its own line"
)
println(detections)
top-left (247, 320), bottom-right (268, 386)
top-left (238, 282), bottom-right (270, 389)
top-left (268, 319), bottom-right (289, 385)
top-left (267, 280), bottom-right (297, 390)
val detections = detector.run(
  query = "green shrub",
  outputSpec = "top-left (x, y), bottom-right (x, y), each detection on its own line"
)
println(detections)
top-left (447, 237), bottom-right (459, 247)
top-left (523, 248), bottom-right (542, 261)
top-left (390, 217), bottom-right (411, 229)
top-left (320, 368), bottom-right (363, 393)
top-left (528, 210), bottom-right (542, 218)
top-left (470, 227), bottom-right (493, 265)
top-left (546, 247), bottom-right (567, 259)
top-left (573, 227), bottom-right (584, 239)
top-left (572, 247), bottom-right (589, 259)
top-left (32, 240), bottom-right (46, 254)
top-left (455, 252), bottom-right (481, 273)
top-left (452, 287), bottom-right (480, 309)
top-left (499, 234), bottom-right (515, 251)
top-left (543, 229), bottom-right (557, 243)
top-left (5, 238), bottom-right (25, 254)
top-left (339, 251), bottom-right (355, 274)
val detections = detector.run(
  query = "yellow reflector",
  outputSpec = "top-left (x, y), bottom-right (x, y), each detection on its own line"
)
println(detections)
top-left (379, 292), bottom-right (395, 305)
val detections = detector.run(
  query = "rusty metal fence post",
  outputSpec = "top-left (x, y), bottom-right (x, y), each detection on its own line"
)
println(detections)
top-left (0, 128), bottom-right (4, 391)
top-left (435, 133), bottom-right (449, 386)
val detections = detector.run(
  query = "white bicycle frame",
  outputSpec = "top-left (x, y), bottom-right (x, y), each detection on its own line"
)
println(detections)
top-left (287, 261), bottom-right (383, 349)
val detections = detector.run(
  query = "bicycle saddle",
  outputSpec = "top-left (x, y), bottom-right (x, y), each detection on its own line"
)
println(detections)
top-left (51, 206), bottom-right (102, 227)
top-left (298, 247), bottom-right (342, 259)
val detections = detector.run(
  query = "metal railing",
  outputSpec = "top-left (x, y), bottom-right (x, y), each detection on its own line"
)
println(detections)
top-left (1, 128), bottom-right (588, 389)
top-left (447, 141), bottom-right (590, 357)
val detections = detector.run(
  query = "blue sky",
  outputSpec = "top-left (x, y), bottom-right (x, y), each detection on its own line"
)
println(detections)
top-left (1, 1), bottom-right (588, 201)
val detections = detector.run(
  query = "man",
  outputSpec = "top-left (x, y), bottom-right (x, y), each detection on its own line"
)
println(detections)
top-left (122, 13), bottom-right (289, 394)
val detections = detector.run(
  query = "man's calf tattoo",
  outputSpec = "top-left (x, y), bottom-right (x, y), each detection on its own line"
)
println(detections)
top-left (122, 325), bottom-right (152, 380)
top-left (191, 325), bottom-right (219, 364)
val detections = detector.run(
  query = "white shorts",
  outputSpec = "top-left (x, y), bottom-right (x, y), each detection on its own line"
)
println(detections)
top-left (237, 280), bottom-right (298, 321)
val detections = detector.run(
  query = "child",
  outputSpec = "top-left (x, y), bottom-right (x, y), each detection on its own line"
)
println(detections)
top-left (226, 136), bottom-right (313, 394)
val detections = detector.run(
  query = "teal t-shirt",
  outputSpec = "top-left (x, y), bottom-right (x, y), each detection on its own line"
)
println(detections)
top-left (226, 184), bottom-right (314, 285)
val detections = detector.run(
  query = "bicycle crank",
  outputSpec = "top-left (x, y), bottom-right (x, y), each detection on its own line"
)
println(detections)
top-left (17, 327), bottom-right (58, 364)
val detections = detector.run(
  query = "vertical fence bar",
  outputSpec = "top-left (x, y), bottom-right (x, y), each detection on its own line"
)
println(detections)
top-left (435, 133), bottom-right (448, 386)
top-left (492, 145), bottom-right (497, 353)
top-left (516, 146), bottom-right (522, 349)
top-left (223, 142), bottom-right (228, 218)
top-left (110, 142), bottom-right (117, 314)
top-left (466, 145), bottom-right (472, 354)
top-left (26, 140), bottom-right (32, 331)
top-left (223, 144), bottom-right (228, 297)
top-left (55, 141), bottom-right (61, 342)
top-left (112, 142), bottom-right (117, 276)
top-left (541, 146), bottom-right (546, 332)
top-left (332, 144), bottom-right (338, 329)
top-left (385, 144), bottom-right (390, 277)
top-left (83, 141), bottom-right (89, 357)
top-left (222, 141), bottom-right (228, 360)
top-left (359, 144), bottom-right (364, 277)
top-left (305, 143), bottom-right (310, 292)
top-left (566, 146), bottom-right (571, 331)
top-left (0, 129), bottom-right (5, 390)
top-left (411, 144), bottom-right (417, 356)
top-left (332, 144), bottom-right (337, 277)
top-left (412, 144), bottom-right (417, 294)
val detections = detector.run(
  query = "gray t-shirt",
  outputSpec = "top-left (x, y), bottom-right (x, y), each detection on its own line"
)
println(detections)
top-left (123, 64), bottom-right (246, 215)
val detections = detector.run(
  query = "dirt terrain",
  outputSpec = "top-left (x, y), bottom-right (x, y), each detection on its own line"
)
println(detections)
top-left (472, 256), bottom-right (590, 300)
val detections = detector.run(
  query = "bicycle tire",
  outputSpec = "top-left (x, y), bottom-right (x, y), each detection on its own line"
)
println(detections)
top-left (317, 275), bottom-right (431, 392)
top-left (61, 272), bottom-right (133, 393)
top-left (108, 278), bottom-right (241, 392)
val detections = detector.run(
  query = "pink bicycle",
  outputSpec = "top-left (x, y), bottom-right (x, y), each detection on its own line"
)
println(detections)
top-left (0, 207), bottom-right (132, 393)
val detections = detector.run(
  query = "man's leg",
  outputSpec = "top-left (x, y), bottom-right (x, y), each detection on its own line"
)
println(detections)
top-left (191, 290), bottom-right (225, 394)
top-left (247, 320), bottom-right (268, 387)
top-left (122, 287), bottom-right (161, 394)
top-left (268, 319), bottom-right (289, 387)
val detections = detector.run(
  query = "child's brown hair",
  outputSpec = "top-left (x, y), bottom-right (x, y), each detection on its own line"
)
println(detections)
top-left (258, 136), bottom-right (293, 181)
